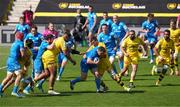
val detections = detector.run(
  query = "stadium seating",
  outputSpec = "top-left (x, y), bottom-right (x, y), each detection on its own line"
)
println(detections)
top-left (0, 0), bottom-right (14, 25)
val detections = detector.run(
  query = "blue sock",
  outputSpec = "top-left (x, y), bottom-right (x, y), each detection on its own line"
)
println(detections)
top-left (32, 70), bottom-right (35, 79)
top-left (24, 85), bottom-right (31, 92)
top-left (37, 79), bottom-right (46, 87)
top-left (119, 60), bottom-right (124, 71)
top-left (113, 64), bottom-right (117, 74)
top-left (12, 86), bottom-right (18, 93)
top-left (71, 77), bottom-right (81, 84)
top-left (59, 67), bottom-right (65, 78)
top-left (0, 84), bottom-right (3, 92)
top-left (95, 78), bottom-right (101, 91)
top-left (150, 48), bottom-right (154, 60)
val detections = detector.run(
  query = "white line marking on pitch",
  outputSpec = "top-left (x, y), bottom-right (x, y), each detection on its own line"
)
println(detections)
top-left (0, 66), bottom-right (7, 70)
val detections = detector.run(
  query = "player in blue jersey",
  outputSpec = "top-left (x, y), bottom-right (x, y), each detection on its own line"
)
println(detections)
top-left (0, 32), bottom-right (25, 98)
top-left (97, 12), bottom-right (113, 34)
top-left (14, 17), bottom-right (30, 39)
top-left (111, 15), bottom-right (129, 72)
top-left (70, 46), bottom-right (106, 92)
top-left (23, 34), bottom-right (54, 94)
top-left (82, 5), bottom-right (97, 42)
top-left (97, 24), bottom-right (117, 73)
top-left (2, 39), bottom-right (34, 96)
top-left (25, 25), bottom-right (43, 78)
top-left (141, 13), bottom-right (160, 64)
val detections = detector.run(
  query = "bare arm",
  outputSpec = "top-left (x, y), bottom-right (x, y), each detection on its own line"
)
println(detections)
top-left (63, 50), bottom-right (76, 65)
top-left (82, 19), bottom-right (88, 29)
top-left (120, 46), bottom-right (128, 57)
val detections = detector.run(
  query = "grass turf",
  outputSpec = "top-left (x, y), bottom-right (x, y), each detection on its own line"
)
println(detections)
top-left (0, 46), bottom-right (180, 106)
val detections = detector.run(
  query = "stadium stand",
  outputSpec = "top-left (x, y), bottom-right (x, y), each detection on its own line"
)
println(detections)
top-left (0, 0), bottom-right (14, 25)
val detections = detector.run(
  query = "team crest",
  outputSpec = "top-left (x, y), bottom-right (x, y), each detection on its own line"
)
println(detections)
top-left (167, 3), bottom-right (177, 10)
top-left (112, 3), bottom-right (122, 10)
top-left (59, 2), bottom-right (69, 9)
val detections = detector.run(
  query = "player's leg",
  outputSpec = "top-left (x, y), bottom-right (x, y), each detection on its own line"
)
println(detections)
top-left (2, 75), bottom-right (15, 92)
top-left (173, 48), bottom-right (179, 76)
top-left (0, 72), bottom-right (14, 97)
top-left (156, 64), bottom-right (169, 86)
top-left (118, 56), bottom-right (130, 81)
top-left (47, 64), bottom-right (57, 91)
top-left (11, 69), bottom-right (24, 97)
top-left (155, 57), bottom-right (169, 86)
top-left (149, 37), bottom-right (156, 64)
top-left (57, 54), bottom-right (68, 80)
top-left (128, 63), bottom-right (138, 88)
top-left (92, 68), bottom-right (102, 92)
top-left (70, 59), bottom-right (88, 90)
top-left (109, 54), bottom-right (117, 74)
top-left (34, 59), bottom-right (45, 93)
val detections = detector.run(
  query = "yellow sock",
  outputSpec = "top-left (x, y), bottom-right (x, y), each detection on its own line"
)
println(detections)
top-left (129, 80), bottom-right (134, 83)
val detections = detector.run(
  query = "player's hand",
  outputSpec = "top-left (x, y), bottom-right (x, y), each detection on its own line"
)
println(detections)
top-left (33, 47), bottom-right (39, 51)
top-left (143, 52), bottom-right (147, 57)
top-left (175, 43), bottom-right (180, 46)
top-left (124, 53), bottom-right (129, 57)
top-left (79, 52), bottom-right (85, 55)
top-left (71, 60), bottom-right (76, 65)
top-left (158, 56), bottom-right (164, 62)
top-left (114, 47), bottom-right (117, 51)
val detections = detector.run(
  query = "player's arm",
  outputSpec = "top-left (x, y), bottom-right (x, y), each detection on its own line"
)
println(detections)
top-left (20, 44), bottom-right (25, 58)
top-left (154, 41), bottom-right (164, 61)
top-left (91, 15), bottom-right (97, 31)
top-left (120, 41), bottom-right (128, 57)
top-left (82, 18), bottom-right (88, 29)
top-left (63, 49), bottom-right (76, 65)
top-left (97, 21), bottom-right (102, 34)
top-left (154, 21), bottom-right (160, 36)
top-left (176, 15), bottom-right (180, 28)
top-left (141, 22), bottom-right (149, 33)
top-left (170, 42), bottom-right (175, 64)
top-left (122, 32), bottom-right (129, 42)
top-left (170, 49), bottom-right (175, 65)
top-left (13, 25), bottom-right (18, 34)
top-left (87, 58), bottom-right (98, 64)
top-left (140, 39), bottom-right (148, 56)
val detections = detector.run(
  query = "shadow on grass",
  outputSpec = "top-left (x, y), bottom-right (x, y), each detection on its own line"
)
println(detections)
top-left (162, 83), bottom-right (180, 87)
top-left (137, 84), bottom-right (157, 87)
top-left (135, 78), bottom-right (155, 81)
top-left (62, 90), bottom-right (145, 94)
top-left (137, 74), bottom-right (154, 76)
top-left (29, 93), bottom-right (72, 97)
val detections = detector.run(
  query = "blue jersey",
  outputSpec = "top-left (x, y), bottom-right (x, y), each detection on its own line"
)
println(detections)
top-left (25, 32), bottom-right (43, 57)
top-left (15, 23), bottom-right (30, 38)
top-left (35, 41), bottom-right (49, 59)
top-left (97, 32), bottom-right (116, 56)
top-left (8, 40), bottom-right (24, 60)
top-left (142, 20), bottom-right (159, 35)
top-left (66, 37), bottom-right (75, 49)
top-left (85, 47), bottom-right (99, 61)
top-left (99, 18), bottom-right (113, 32)
top-left (87, 12), bottom-right (97, 31)
top-left (80, 47), bottom-right (99, 73)
top-left (6, 40), bottom-right (24, 72)
top-left (111, 22), bottom-right (128, 41)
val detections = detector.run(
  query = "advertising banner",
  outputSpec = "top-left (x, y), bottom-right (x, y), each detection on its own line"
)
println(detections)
top-left (34, 0), bottom-right (180, 25)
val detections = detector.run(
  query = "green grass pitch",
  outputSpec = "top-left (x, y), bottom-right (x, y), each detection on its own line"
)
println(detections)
top-left (0, 46), bottom-right (180, 106)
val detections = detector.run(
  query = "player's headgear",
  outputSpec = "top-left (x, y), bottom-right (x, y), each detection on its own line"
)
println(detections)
top-left (15, 32), bottom-right (24, 40)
